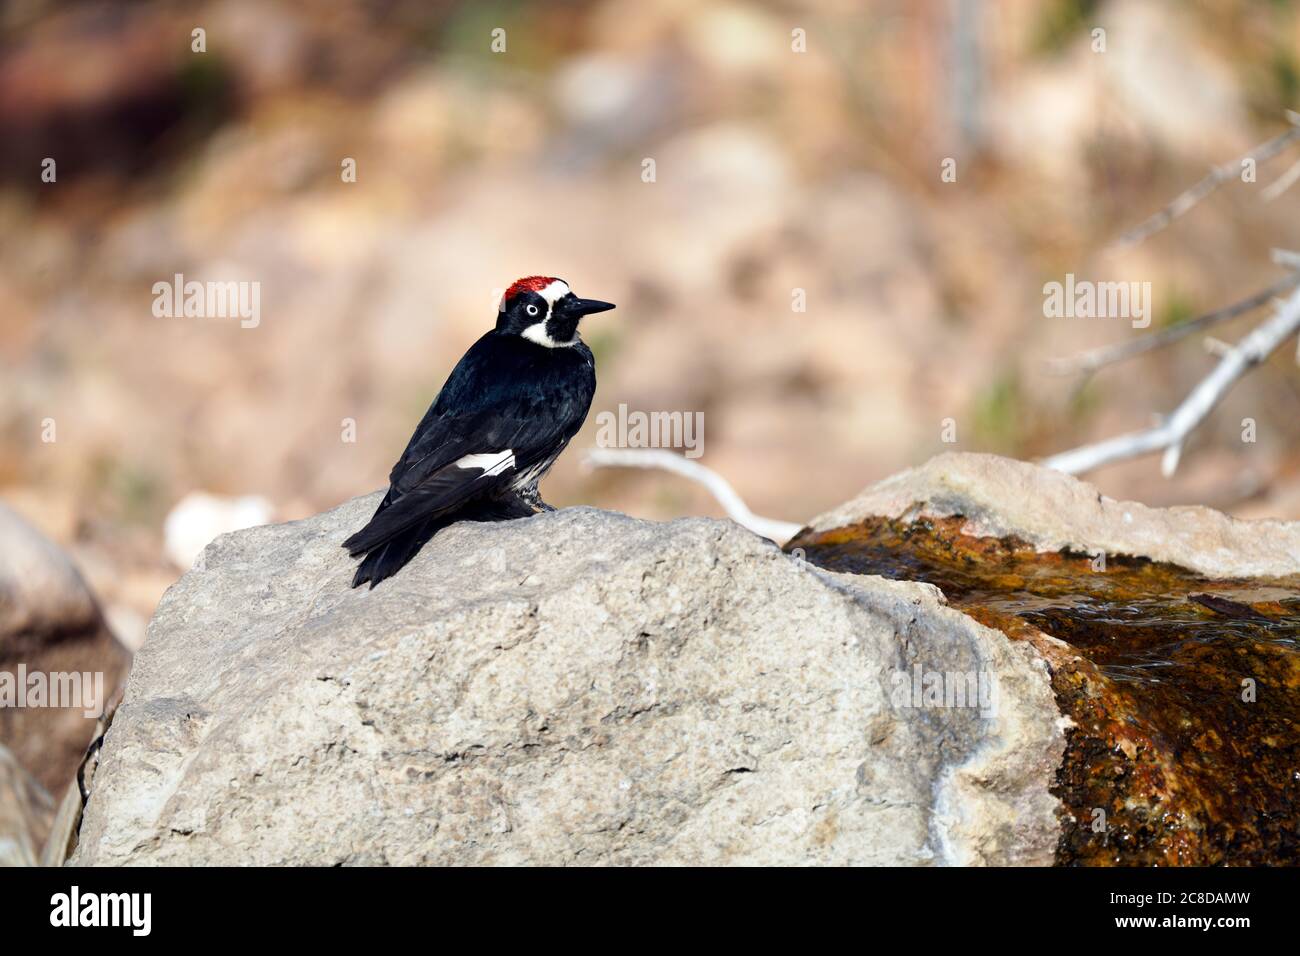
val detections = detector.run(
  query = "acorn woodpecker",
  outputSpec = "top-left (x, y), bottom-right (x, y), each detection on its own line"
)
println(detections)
top-left (344, 276), bottom-right (615, 588)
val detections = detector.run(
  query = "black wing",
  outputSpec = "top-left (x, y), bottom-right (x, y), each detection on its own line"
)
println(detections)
top-left (343, 331), bottom-right (594, 557)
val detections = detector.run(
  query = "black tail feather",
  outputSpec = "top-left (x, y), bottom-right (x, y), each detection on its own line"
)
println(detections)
top-left (350, 516), bottom-right (441, 588)
top-left (350, 547), bottom-right (386, 589)
top-left (344, 489), bottom-right (393, 557)
top-left (346, 494), bottom-right (539, 589)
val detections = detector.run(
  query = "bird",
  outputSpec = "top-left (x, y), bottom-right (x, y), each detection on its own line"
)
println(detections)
top-left (343, 276), bottom-right (615, 588)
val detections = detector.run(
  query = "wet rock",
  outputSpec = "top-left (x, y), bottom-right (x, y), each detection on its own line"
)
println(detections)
top-left (792, 452), bottom-right (1300, 865)
top-left (0, 502), bottom-right (130, 797)
top-left (807, 452), bottom-right (1300, 578)
top-left (73, 496), bottom-right (1063, 865)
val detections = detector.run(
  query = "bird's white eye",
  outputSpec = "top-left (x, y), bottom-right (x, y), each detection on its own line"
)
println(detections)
top-left (526, 304), bottom-right (539, 316)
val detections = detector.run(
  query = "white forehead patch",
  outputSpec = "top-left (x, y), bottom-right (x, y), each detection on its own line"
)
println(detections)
top-left (538, 280), bottom-right (570, 306)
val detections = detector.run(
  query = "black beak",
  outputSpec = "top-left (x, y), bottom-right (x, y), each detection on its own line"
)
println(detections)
top-left (560, 296), bottom-right (616, 318)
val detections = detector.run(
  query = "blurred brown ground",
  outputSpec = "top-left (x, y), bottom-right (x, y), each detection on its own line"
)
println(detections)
top-left (2, 0), bottom-right (1299, 634)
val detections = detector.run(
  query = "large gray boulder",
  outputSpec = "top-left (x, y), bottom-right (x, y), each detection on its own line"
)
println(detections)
top-left (0, 502), bottom-right (130, 798)
top-left (72, 495), bottom-right (1063, 865)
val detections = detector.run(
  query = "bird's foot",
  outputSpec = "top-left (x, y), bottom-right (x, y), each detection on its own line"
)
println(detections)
top-left (516, 485), bottom-right (554, 513)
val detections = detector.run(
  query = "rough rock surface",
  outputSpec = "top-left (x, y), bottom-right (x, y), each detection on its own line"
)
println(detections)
top-left (73, 495), bottom-right (1063, 866)
top-left (0, 502), bottom-right (130, 797)
top-left (808, 453), bottom-right (1300, 578)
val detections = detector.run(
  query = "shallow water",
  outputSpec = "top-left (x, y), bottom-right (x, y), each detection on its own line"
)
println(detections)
top-left (789, 516), bottom-right (1300, 865)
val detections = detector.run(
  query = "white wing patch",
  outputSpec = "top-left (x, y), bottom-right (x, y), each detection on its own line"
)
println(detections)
top-left (454, 450), bottom-right (515, 476)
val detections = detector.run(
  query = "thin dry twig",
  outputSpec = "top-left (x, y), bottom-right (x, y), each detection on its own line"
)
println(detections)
top-left (1112, 114), bottom-right (1300, 250)
top-left (1041, 286), bottom-right (1300, 476)
top-left (1261, 155), bottom-right (1300, 202)
top-left (1045, 267), bottom-right (1300, 377)
top-left (583, 448), bottom-right (802, 543)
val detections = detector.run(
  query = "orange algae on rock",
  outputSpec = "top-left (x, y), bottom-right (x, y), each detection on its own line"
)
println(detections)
top-left (790, 515), bottom-right (1300, 866)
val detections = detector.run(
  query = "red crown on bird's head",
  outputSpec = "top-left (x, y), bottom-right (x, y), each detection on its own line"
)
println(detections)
top-left (505, 276), bottom-right (562, 301)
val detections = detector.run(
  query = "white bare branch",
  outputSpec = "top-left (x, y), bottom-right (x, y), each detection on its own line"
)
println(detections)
top-left (1041, 286), bottom-right (1300, 476)
top-left (583, 448), bottom-right (803, 543)
top-left (1112, 116), bottom-right (1300, 250)
top-left (1274, 248), bottom-right (1300, 270)
top-left (1261, 156), bottom-right (1300, 202)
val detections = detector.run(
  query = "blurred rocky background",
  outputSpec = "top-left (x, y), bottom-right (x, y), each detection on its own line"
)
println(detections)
top-left (1, 0), bottom-right (1298, 654)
